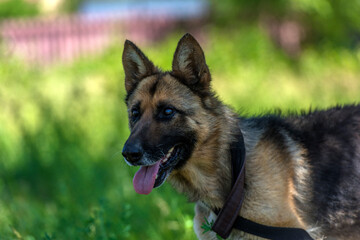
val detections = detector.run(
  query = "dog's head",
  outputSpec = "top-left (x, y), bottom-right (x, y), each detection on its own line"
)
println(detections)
top-left (122, 34), bottom-right (220, 195)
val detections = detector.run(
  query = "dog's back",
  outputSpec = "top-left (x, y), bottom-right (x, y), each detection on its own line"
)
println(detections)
top-left (291, 105), bottom-right (360, 238)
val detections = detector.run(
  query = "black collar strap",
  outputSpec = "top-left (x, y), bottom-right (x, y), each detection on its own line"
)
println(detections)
top-left (211, 128), bottom-right (314, 240)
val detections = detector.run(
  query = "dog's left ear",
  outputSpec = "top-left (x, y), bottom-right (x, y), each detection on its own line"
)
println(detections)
top-left (122, 40), bottom-right (159, 93)
top-left (172, 33), bottom-right (211, 93)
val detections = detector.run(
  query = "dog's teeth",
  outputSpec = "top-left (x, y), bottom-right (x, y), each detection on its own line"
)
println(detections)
top-left (161, 147), bottom-right (176, 164)
top-left (162, 147), bottom-right (175, 163)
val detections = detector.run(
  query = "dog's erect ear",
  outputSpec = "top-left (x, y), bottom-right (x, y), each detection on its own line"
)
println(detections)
top-left (122, 40), bottom-right (159, 93)
top-left (172, 33), bottom-right (211, 93)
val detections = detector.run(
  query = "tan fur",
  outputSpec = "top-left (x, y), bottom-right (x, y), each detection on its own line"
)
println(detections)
top-left (192, 134), bottom-right (310, 239)
top-left (167, 90), bottom-right (237, 208)
top-left (240, 140), bottom-right (303, 227)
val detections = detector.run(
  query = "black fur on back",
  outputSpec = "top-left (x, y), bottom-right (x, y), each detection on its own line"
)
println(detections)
top-left (247, 105), bottom-right (360, 237)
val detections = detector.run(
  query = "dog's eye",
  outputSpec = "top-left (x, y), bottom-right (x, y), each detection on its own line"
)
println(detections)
top-left (132, 109), bottom-right (140, 117)
top-left (163, 108), bottom-right (174, 116)
top-left (158, 107), bottom-right (176, 120)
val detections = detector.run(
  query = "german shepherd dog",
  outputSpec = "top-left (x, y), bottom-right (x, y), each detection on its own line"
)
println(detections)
top-left (122, 33), bottom-right (360, 240)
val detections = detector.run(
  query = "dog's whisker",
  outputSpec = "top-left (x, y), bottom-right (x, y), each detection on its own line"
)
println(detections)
top-left (110, 150), bottom-right (124, 160)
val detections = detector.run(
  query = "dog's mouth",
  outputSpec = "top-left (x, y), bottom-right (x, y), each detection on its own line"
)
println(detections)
top-left (133, 145), bottom-right (182, 195)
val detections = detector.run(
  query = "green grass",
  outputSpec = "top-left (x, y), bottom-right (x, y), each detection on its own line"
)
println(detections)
top-left (0, 27), bottom-right (359, 239)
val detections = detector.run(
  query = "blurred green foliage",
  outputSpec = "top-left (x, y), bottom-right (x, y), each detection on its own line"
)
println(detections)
top-left (61, 0), bottom-right (84, 13)
top-left (211, 0), bottom-right (360, 47)
top-left (0, 0), bottom-right (38, 20)
top-left (0, 24), bottom-right (360, 240)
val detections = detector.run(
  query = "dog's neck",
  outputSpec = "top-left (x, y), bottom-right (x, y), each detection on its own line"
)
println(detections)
top-left (168, 104), bottom-right (239, 209)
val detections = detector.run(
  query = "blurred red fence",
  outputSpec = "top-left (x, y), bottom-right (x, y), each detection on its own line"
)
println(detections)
top-left (0, 14), bottom-right (205, 65)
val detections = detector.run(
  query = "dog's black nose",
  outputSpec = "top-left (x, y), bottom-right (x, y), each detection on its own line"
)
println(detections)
top-left (122, 141), bottom-right (143, 164)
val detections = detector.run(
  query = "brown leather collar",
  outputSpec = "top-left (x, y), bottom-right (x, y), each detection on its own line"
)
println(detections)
top-left (211, 129), bottom-right (246, 238)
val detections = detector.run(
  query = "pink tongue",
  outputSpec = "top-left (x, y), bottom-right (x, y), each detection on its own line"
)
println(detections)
top-left (133, 161), bottom-right (161, 195)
